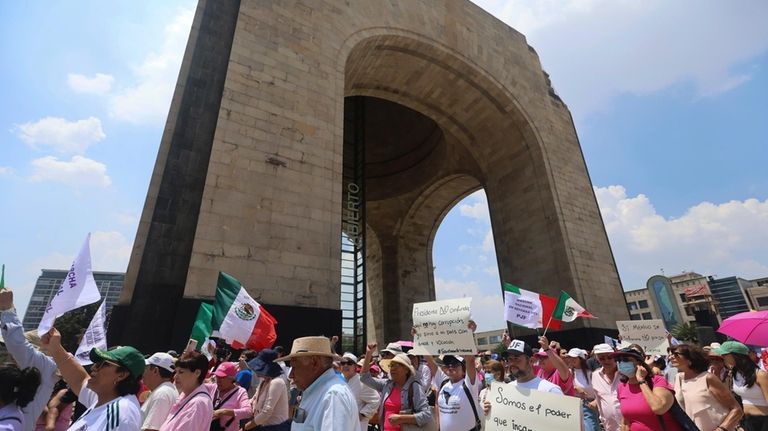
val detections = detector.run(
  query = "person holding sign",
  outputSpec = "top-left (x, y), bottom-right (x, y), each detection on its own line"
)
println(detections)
top-left (360, 343), bottom-right (434, 430)
top-left (612, 347), bottom-right (682, 431)
top-left (535, 336), bottom-right (575, 396)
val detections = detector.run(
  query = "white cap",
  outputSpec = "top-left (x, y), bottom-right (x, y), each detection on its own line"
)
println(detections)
top-left (342, 352), bottom-right (358, 362)
top-left (592, 343), bottom-right (614, 354)
top-left (146, 352), bottom-right (176, 373)
top-left (567, 348), bottom-right (587, 359)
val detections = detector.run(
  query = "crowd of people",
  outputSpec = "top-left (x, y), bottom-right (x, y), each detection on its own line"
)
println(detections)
top-left (2, 285), bottom-right (768, 431)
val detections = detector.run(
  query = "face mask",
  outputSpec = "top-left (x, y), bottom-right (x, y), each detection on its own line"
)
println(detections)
top-left (484, 373), bottom-right (494, 385)
top-left (617, 361), bottom-right (636, 378)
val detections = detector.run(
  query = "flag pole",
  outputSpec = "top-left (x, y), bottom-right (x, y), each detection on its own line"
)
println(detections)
top-left (542, 314), bottom-right (554, 337)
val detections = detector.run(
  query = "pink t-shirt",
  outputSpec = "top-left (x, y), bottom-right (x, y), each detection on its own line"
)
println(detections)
top-left (159, 385), bottom-right (214, 431)
top-left (383, 385), bottom-right (402, 431)
top-left (618, 375), bottom-right (682, 431)
top-left (536, 367), bottom-right (575, 396)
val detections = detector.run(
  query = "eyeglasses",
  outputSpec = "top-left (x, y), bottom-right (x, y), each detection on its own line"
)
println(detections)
top-left (669, 352), bottom-right (682, 358)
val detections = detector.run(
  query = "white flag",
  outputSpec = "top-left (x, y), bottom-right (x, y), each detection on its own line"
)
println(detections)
top-left (504, 291), bottom-right (542, 329)
top-left (38, 233), bottom-right (102, 336)
top-left (74, 301), bottom-right (107, 365)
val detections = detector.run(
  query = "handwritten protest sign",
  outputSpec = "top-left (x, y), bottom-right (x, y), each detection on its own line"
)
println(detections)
top-left (485, 381), bottom-right (581, 431)
top-left (412, 298), bottom-right (475, 355)
top-left (616, 319), bottom-right (669, 355)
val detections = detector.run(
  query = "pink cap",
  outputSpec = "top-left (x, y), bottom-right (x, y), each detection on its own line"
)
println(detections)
top-left (214, 362), bottom-right (238, 379)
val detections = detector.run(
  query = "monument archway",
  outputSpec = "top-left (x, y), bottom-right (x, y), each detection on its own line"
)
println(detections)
top-left (110, 0), bottom-right (628, 354)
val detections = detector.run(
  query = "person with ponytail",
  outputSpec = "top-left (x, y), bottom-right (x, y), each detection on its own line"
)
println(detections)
top-left (565, 348), bottom-right (600, 431)
top-left (715, 341), bottom-right (768, 431)
top-left (0, 365), bottom-right (42, 431)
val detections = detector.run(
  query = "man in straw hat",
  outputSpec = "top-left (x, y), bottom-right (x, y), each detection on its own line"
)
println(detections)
top-left (280, 336), bottom-right (357, 430)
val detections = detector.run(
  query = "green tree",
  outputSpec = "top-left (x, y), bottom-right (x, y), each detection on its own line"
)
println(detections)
top-left (672, 322), bottom-right (698, 343)
top-left (54, 302), bottom-right (101, 353)
top-left (493, 342), bottom-right (507, 356)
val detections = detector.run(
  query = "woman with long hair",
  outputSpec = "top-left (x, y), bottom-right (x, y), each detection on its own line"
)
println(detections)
top-left (361, 343), bottom-right (433, 430)
top-left (0, 366), bottom-right (41, 430)
top-left (670, 343), bottom-right (742, 431)
top-left (159, 351), bottom-right (214, 431)
top-left (41, 328), bottom-right (144, 431)
top-left (565, 348), bottom-right (600, 431)
top-left (715, 342), bottom-right (768, 431)
top-left (240, 349), bottom-right (291, 431)
top-left (613, 347), bottom-right (682, 431)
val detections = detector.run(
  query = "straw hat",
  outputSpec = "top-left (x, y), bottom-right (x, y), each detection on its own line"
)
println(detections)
top-left (278, 336), bottom-right (335, 361)
top-left (378, 353), bottom-right (415, 376)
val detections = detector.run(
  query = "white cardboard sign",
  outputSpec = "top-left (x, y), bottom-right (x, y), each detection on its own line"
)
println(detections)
top-left (412, 298), bottom-right (475, 355)
top-left (485, 381), bottom-right (582, 431)
top-left (616, 319), bottom-right (669, 355)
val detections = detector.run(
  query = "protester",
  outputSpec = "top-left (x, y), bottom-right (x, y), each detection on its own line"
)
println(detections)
top-left (380, 343), bottom-right (403, 360)
top-left (208, 362), bottom-right (251, 431)
top-left (535, 336), bottom-right (575, 395)
top-left (590, 343), bottom-right (622, 431)
top-left (159, 351), bottom-right (213, 431)
top-left (482, 340), bottom-right (563, 416)
top-left (361, 344), bottom-right (433, 430)
top-left (424, 321), bottom-right (481, 431)
top-left (280, 336), bottom-right (357, 430)
top-left (566, 348), bottom-right (600, 431)
top-left (0, 288), bottom-right (59, 431)
top-left (237, 351), bottom-right (258, 397)
top-left (141, 352), bottom-right (178, 431)
top-left (0, 366), bottom-right (41, 431)
top-left (407, 351), bottom-right (433, 397)
top-left (670, 344), bottom-right (742, 431)
top-left (715, 341), bottom-right (768, 431)
top-left (339, 353), bottom-right (380, 431)
top-left (241, 349), bottom-right (290, 431)
top-left (34, 381), bottom-right (76, 431)
top-left (41, 327), bottom-right (144, 431)
top-left (708, 350), bottom-right (729, 384)
top-left (613, 347), bottom-right (682, 431)
top-left (478, 360), bottom-right (505, 408)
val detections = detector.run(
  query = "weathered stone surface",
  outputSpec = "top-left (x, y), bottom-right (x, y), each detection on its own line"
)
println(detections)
top-left (113, 0), bottom-right (628, 353)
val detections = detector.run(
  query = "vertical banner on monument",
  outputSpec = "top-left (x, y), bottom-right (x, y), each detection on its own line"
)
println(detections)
top-left (646, 275), bottom-right (683, 331)
top-left (412, 298), bottom-right (475, 355)
top-left (485, 381), bottom-right (582, 431)
top-left (616, 319), bottom-right (669, 355)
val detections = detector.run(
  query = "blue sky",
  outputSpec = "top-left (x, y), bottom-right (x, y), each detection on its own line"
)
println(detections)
top-left (1, 1), bottom-right (766, 332)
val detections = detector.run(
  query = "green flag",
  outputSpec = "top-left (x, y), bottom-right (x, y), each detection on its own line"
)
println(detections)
top-left (190, 302), bottom-right (214, 349)
top-left (0, 264), bottom-right (5, 289)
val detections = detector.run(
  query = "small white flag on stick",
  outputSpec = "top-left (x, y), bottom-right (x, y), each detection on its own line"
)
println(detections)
top-left (74, 301), bottom-right (107, 365)
top-left (38, 233), bottom-right (102, 336)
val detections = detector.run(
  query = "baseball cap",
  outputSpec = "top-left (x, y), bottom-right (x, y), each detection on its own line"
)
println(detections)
top-left (567, 348), bottom-right (587, 359)
top-left (435, 355), bottom-right (465, 366)
top-left (592, 343), bottom-right (614, 355)
top-left (214, 362), bottom-right (238, 379)
top-left (506, 339), bottom-right (533, 357)
top-left (90, 346), bottom-right (146, 378)
top-left (146, 352), bottom-right (176, 373)
top-left (714, 341), bottom-right (749, 356)
top-left (341, 352), bottom-right (358, 363)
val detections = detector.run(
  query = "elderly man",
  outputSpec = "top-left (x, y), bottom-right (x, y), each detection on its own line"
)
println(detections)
top-left (141, 352), bottom-right (178, 431)
top-left (590, 343), bottom-right (622, 431)
top-left (281, 336), bottom-right (357, 430)
top-left (340, 352), bottom-right (380, 431)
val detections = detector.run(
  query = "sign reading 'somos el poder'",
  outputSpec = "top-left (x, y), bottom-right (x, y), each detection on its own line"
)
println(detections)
top-left (412, 298), bottom-right (475, 355)
top-left (485, 382), bottom-right (581, 431)
top-left (616, 319), bottom-right (669, 355)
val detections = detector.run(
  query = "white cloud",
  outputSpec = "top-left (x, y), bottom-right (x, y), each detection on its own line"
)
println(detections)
top-left (481, 229), bottom-right (494, 252)
top-left (595, 185), bottom-right (768, 289)
top-left (67, 73), bottom-right (115, 95)
top-left (484, 266), bottom-right (499, 276)
top-left (456, 264), bottom-right (473, 277)
top-left (116, 212), bottom-right (139, 226)
top-left (0, 166), bottom-right (14, 176)
top-left (90, 231), bottom-right (133, 272)
top-left (473, 0), bottom-right (768, 117)
top-left (459, 198), bottom-right (489, 221)
top-left (108, 8), bottom-right (194, 125)
top-left (14, 116), bottom-right (106, 154)
top-left (435, 277), bottom-right (505, 331)
top-left (29, 156), bottom-right (111, 188)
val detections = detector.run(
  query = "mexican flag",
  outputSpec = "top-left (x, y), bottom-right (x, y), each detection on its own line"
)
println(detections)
top-left (211, 272), bottom-right (277, 351)
top-left (189, 302), bottom-right (214, 349)
top-left (553, 290), bottom-right (595, 322)
top-left (503, 283), bottom-right (561, 330)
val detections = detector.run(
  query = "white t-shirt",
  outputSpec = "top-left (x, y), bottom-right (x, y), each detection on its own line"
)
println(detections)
top-left (0, 403), bottom-right (24, 431)
top-left (433, 368), bottom-right (482, 431)
top-left (573, 368), bottom-right (595, 398)
top-left (512, 376), bottom-right (563, 394)
top-left (69, 386), bottom-right (142, 431)
top-left (141, 381), bottom-right (179, 430)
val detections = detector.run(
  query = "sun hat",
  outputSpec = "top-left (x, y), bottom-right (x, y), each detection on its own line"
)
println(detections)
top-left (380, 342), bottom-right (403, 356)
top-left (278, 336), bottom-right (335, 361)
top-left (379, 353), bottom-right (415, 376)
top-left (214, 362), bottom-right (238, 379)
top-left (610, 347), bottom-right (643, 361)
top-left (714, 341), bottom-right (749, 356)
top-left (567, 348), bottom-right (587, 359)
top-left (89, 346), bottom-right (146, 378)
top-left (146, 352), bottom-right (176, 373)
top-left (248, 349), bottom-right (283, 378)
top-left (506, 339), bottom-right (533, 357)
top-left (593, 343), bottom-right (614, 354)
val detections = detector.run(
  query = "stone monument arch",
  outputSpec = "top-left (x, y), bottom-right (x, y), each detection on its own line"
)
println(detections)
top-left (109, 0), bottom-right (628, 354)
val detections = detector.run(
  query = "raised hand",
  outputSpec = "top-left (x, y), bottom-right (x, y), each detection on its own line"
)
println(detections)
top-left (40, 327), bottom-right (63, 351)
top-left (636, 363), bottom-right (648, 382)
top-left (538, 335), bottom-right (549, 350)
top-left (467, 319), bottom-right (477, 332)
top-left (0, 287), bottom-right (13, 311)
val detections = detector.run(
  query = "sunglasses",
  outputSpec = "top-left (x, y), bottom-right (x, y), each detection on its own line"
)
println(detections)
top-left (92, 360), bottom-right (121, 370)
top-left (340, 361), bottom-right (356, 366)
top-left (615, 357), bottom-right (636, 363)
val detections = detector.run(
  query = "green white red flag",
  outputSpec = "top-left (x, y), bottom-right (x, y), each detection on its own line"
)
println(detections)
top-left (211, 272), bottom-right (277, 351)
top-left (553, 290), bottom-right (595, 322)
top-left (503, 283), bottom-right (562, 330)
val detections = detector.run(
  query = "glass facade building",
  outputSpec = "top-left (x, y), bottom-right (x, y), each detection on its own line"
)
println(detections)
top-left (707, 276), bottom-right (753, 319)
top-left (22, 269), bottom-right (125, 330)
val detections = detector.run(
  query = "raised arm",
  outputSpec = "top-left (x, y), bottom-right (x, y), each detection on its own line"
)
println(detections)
top-left (40, 327), bottom-right (90, 396)
top-left (464, 319), bottom-right (478, 385)
top-left (636, 370), bottom-right (673, 415)
top-left (539, 336), bottom-right (571, 381)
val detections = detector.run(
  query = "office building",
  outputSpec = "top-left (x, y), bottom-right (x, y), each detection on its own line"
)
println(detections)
top-left (705, 276), bottom-right (754, 320)
top-left (624, 288), bottom-right (660, 321)
top-left (22, 269), bottom-right (125, 330)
